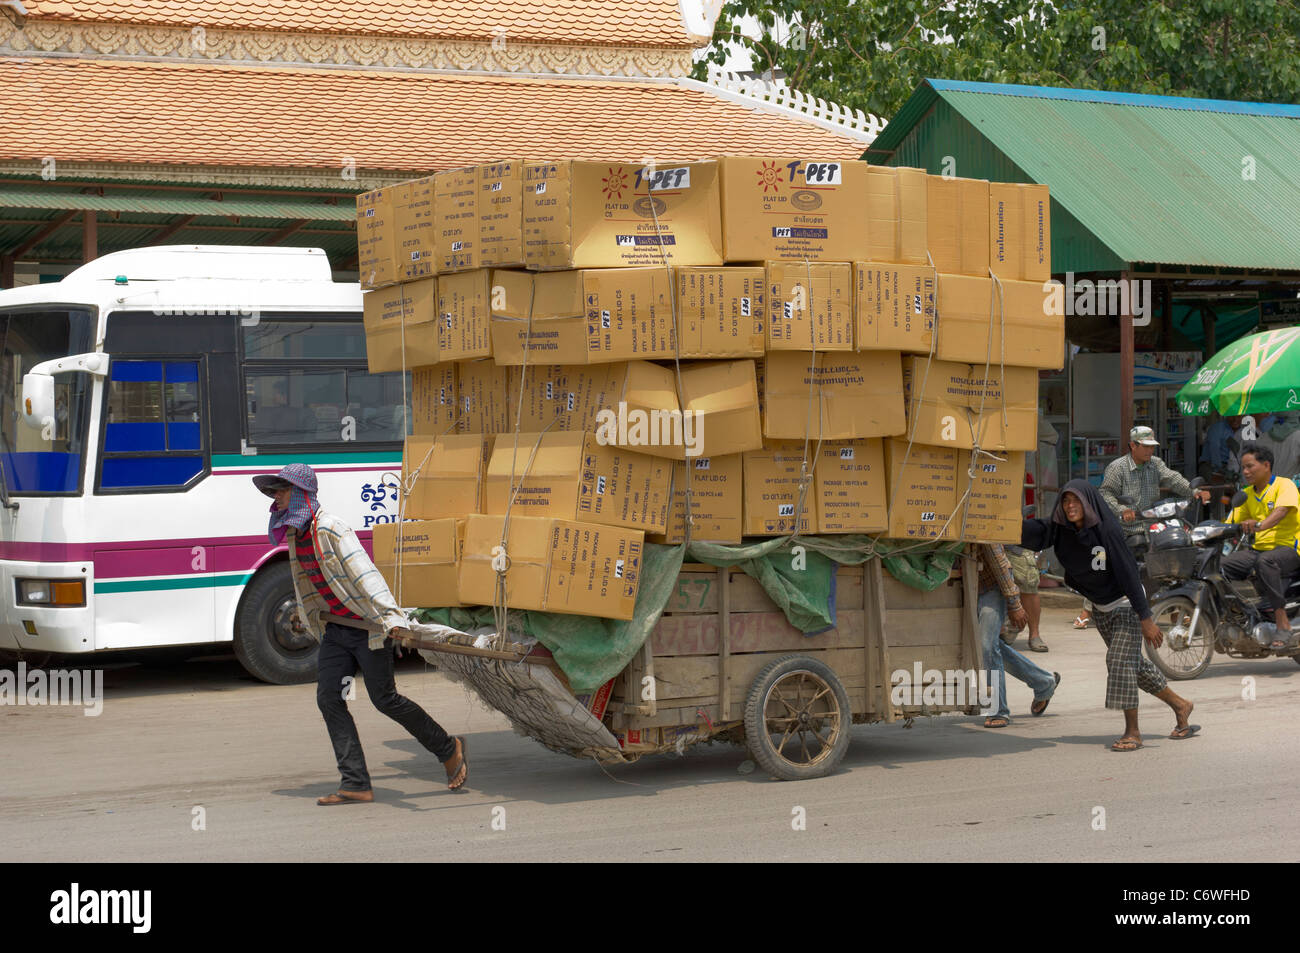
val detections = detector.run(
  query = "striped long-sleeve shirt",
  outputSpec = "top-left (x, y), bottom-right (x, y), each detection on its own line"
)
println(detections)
top-left (975, 543), bottom-right (1023, 612)
top-left (287, 511), bottom-right (407, 650)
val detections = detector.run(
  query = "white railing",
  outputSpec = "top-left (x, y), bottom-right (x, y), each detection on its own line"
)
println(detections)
top-left (698, 63), bottom-right (887, 140)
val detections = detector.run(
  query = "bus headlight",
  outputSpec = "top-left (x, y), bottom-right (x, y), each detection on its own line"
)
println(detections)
top-left (16, 579), bottom-right (85, 607)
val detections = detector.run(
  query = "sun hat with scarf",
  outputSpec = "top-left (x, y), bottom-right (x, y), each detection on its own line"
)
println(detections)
top-left (253, 463), bottom-right (319, 544)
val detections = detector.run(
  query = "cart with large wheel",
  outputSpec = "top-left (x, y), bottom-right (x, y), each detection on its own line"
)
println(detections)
top-left (404, 552), bottom-right (985, 781)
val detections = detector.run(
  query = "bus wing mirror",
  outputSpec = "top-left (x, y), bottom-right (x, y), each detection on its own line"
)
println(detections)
top-left (21, 352), bottom-right (109, 430)
top-left (20, 372), bottom-right (54, 430)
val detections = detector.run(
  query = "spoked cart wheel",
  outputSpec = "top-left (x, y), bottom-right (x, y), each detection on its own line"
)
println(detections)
top-left (743, 655), bottom-right (852, 780)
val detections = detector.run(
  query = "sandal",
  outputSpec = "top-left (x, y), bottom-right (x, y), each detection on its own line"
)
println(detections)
top-left (445, 736), bottom-right (469, 790)
top-left (1027, 635), bottom-right (1049, 652)
top-left (317, 789), bottom-right (374, 806)
top-left (1031, 672), bottom-right (1061, 716)
top-left (1111, 738), bottom-right (1143, 752)
top-left (1072, 615), bottom-right (1092, 629)
top-left (983, 716), bottom-right (1010, 728)
top-left (1169, 724), bottom-right (1201, 740)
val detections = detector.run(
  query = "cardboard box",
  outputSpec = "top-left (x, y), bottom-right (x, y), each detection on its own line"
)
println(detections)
top-left (764, 351), bottom-right (905, 440)
top-left (437, 269), bottom-right (492, 362)
top-left (484, 430), bottom-right (671, 532)
top-left (393, 176), bottom-right (437, 281)
top-left (511, 361), bottom-right (677, 437)
top-left (373, 518), bottom-right (463, 608)
top-left (901, 356), bottom-right (1038, 451)
top-left (935, 275), bottom-right (1065, 369)
top-left (884, 439), bottom-right (959, 540)
top-left (953, 450), bottom-right (1027, 543)
top-left (411, 363), bottom-right (458, 435)
top-left (456, 359), bottom-right (512, 433)
top-left (766, 261), bottom-right (854, 351)
top-left (718, 157), bottom-right (869, 262)
top-left (679, 360), bottom-right (763, 458)
top-left (362, 278), bottom-right (439, 374)
top-left (490, 270), bottom-right (589, 365)
top-left (854, 261), bottom-right (935, 353)
top-left (743, 442), bottom-right (818, 536)
top-left (480, 161), bottom-right (525, 268)
top-left (815, 439), bottom-right (888, 533)
top-left (674, 266), bottom-right (765, 358)
top-left (865, 166), bottom-right (927, 265)
top-left (989, 182), bottom-right (1050, 283)
top-left (436, 167), bottom-right (479, 273)
top-left (522, 160), bottom-right (723, 270)
top-left (402, 433), bottom-right (492, 519)
top-left (458, 514), bottom-right (644, 619)
top-left (926, 176), bottom-right (990, 276)
top-left (582, 267), bottom-right (675, 363)
top-left (647, 455), bottom-right (744, 544)
top-left (356, 186), bottom-right (398, 290)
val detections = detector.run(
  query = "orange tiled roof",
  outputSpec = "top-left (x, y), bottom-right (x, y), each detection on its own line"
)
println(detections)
top-left (0, 59), bottom-right (865, 172)
top-left (22, 0), bottom-right (697, 47)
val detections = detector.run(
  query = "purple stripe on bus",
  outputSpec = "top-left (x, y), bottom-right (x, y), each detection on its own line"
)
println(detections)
top-left (2, 531), bottom-right (374, 570)
top-left (218, 466), bottom-right (390, 476)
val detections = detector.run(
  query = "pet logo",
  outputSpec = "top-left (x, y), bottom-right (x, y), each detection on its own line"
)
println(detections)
top-left (601, 167), bottom-right (629, 200)
top-left (755, 160), bottom-right (782, 193)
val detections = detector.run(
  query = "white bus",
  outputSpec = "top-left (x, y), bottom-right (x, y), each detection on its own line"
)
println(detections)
top-left (0, 245), bottom-right (407, 683)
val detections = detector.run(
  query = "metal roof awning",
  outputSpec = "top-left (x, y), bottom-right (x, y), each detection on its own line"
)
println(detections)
top-left (0, 187), bottom-right (356, 220)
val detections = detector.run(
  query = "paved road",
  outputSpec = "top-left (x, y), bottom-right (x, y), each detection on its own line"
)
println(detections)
top-left (2, 609), bottom-right (1296, 862)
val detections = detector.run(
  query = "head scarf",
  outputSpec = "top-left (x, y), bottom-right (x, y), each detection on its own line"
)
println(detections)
top-left (1052, 478), bottom-right (1112, 531)
top-left (267, 487), bottom-right (317, 545)
top-left (253, 464), bottom-right (320, 545)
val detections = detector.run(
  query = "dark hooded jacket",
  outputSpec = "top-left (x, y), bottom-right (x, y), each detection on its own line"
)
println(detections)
top-left (1022, 479), bottom-right (1151, 619)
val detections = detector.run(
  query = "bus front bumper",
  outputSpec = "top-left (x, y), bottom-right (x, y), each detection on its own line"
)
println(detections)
top-left (0, 560), bottom-right (93, 654)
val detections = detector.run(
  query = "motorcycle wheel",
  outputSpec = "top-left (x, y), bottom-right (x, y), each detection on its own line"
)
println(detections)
top-left (1145, 596), bottom-right (1214, 680)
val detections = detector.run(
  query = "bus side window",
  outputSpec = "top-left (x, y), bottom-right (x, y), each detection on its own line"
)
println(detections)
top-left (100, 360), bottom-right (207, 491)
top-left (240, 318), bottom-right (405, 448)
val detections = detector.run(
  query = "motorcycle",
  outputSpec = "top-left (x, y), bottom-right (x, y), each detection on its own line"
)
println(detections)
top-left (1115, 482), bottom-right (1203, 598)
top-left (1143, 489), bottom-right (1300, 679)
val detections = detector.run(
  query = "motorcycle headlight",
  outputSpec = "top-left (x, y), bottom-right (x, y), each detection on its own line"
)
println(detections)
top-left (1151, 502), bottom-right (1176, 518)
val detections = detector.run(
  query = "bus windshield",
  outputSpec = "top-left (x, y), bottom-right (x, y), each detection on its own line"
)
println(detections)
top-left (0, 308), bottom-right (95, 494)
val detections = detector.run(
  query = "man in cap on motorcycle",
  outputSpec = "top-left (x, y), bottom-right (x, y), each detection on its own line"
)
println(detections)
top-left (1100, 426), bottom-right (1212, 535)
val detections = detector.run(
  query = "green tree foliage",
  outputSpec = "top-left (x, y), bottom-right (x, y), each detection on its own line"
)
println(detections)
top-left (692, 1), bottom-right (1300, 118)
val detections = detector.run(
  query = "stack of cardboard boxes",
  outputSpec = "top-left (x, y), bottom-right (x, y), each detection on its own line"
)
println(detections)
top-left (357, 158), bottom-right (1061, 618)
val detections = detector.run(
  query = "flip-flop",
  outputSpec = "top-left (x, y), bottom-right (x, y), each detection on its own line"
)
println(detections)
top-left (317, 790), bottom-right (374, 806)
top-left (445, 736), bottom-right (469, 790)
top-left (1169, 724), bottom-right (1201, 740)
top-left (1028, 635), bottom-right (1049, 652)
top-left (1111, 739), bottom-right (1143, 752)
top-left (1072, 616), bottom-right (1092, 629)
top-left (983, 716), bottom-right (1010, 728)
top-left (1031, 672), bottom-right (1061, 716)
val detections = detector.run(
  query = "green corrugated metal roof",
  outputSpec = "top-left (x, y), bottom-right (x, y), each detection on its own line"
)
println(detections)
top-left (870, 80), bottom-right (1300, 270)
top-left (0, 187), bottom-right (355, 220)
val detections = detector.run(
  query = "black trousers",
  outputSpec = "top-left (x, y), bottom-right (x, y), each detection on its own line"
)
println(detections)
top-left (1222, 547), bottom-right (1300, 613)
top-left (315, 621), bottom-right (457, 792)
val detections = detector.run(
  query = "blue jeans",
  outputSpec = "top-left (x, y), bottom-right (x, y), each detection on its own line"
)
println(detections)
top-left (978, 589), bottom-right (1057, 720)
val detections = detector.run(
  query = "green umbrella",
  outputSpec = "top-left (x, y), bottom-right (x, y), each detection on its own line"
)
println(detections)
top-left (1176, 326), bottom-right (1300, 417)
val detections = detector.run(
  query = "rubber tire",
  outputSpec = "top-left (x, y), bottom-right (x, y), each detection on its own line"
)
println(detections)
top-left (743, 654), bottom-right (852, 781)
top-left (1144, 595), bottom-right (1214, 680)
top-left (233, 561), bottom-right (318, 685)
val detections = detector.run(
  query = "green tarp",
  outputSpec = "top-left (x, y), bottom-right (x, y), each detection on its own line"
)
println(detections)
top-left (414, 536), bottom-right (962, 693)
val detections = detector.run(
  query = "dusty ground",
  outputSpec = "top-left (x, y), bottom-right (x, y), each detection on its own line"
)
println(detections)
top-left (2, 608), bottom-right (1295, 862)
